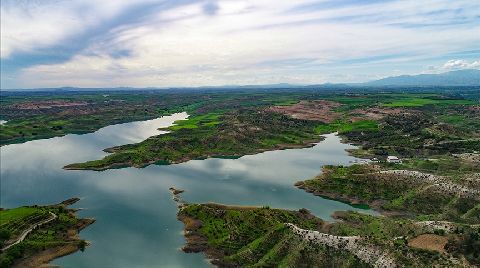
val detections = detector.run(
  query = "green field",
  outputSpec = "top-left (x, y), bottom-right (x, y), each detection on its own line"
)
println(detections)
top-left (168, 113), bottom-right (222, 131)
top-left (0, 207), bottom-right (41, 226)
top-left (314, 119), bottom-right (378, 134)
top-left (382, 97), bottom-right (474, 107)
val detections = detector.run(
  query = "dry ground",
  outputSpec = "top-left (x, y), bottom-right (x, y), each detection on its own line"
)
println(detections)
top-left (268, 100), bottom-right (342, 122)
top-left (408, 234), bottom-right (449, 253)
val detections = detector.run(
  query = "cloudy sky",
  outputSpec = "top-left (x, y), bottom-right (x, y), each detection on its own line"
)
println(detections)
top-left (1, 0), bottom-right (479, 89)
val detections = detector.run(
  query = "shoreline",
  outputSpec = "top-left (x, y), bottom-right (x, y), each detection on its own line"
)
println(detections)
top-left (175, 202), bottom-right (326, 267)
top-left (13, 217), bottom-right (95, 268)
top-left (63, 137), bottom-right (324, 171)
top-left (1, 198), bottom-right (95, 268)
top-left (294, 181), bottom-right (397, 215)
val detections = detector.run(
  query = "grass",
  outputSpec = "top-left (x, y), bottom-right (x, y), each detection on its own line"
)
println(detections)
top-left (168, 113), bottom-right (222, 131)
top-left (0, 207), bottom-right (41, 225)
top-left (0, 201), bottom-right (93, 268)
top-left (382, 97), bottom-right (474, 107)
top-left (314, 119), bottom-right (379, 134)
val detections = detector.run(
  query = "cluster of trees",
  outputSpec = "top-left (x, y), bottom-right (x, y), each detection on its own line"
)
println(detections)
top-left (446, 229), bottom-right (480, 265)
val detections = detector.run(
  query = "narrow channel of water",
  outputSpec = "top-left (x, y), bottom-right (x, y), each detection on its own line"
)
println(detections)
top-left (0, 113), bottom-right (370, 268)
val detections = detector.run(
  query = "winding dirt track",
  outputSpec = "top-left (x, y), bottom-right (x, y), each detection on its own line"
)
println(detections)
top-left (286, 223), bottom-right (396, 268)
top-left (380, 170), bottom-right (480, 199)
top-left (1, 212), bottom-right (57, 251)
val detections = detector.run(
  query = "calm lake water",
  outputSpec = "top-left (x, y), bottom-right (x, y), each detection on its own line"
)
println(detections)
top-left (0, 113), bottom-right (370, 268)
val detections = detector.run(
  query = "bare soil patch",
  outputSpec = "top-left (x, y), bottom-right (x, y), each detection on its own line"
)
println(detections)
top-left (408, 234), bottom-right (448, 253)
top-left (467, 105), bottom-right (480, 115)
top-left (10, 100), bottom-right (89, 110)
top-left (454, 153), bottom-right (480, 164)
top-left (349, 107), bottom-right (413, 121)
top-left (268, 100), bottom-right (342, 123)
top-left (13, 244), bottom-right (79, 268)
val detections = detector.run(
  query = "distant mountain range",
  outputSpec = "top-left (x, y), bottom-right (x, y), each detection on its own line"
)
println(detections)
top-left (364, 69), bottom-right (480, 86)
top-left (3, 69), bottom-right (479, 92)
top-left (237, 69), bottom-right (480, 87)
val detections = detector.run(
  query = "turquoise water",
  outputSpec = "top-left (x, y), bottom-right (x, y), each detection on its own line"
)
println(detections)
top-left (0, 113), bottom-right (370, 268)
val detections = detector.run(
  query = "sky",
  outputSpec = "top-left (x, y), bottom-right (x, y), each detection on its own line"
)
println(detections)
top-left (1, 0), bottom-right (480, 89)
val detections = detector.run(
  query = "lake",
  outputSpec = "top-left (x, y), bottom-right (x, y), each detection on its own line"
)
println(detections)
top-left (0, 113), bottom-right (371, 268)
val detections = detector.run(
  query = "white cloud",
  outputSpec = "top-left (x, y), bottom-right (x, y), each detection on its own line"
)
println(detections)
top-left (442, 59), bottom-right (480, 70)
top-left (3, 0), bottom-right (480, 87)
top-left (0, 0), bottom-right (159, 58)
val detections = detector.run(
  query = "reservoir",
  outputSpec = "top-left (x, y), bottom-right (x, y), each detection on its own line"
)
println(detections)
top-left (0, 113), bottom-right (371, 267)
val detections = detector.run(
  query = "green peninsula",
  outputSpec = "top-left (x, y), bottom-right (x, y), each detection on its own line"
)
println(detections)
top-left (0, 198), bottom-right (94, 268)
top-left (177, 203), bottom-right (478, 267)
top-left (64, 109), bottom-right (324, 170)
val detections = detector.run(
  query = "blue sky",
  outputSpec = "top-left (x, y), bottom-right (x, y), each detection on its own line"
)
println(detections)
top-left (1, 0), bottom-right (479, 89)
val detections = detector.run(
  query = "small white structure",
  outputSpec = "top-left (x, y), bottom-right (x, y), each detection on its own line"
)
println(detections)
top-left (386, 156), bottom-right (401, 163)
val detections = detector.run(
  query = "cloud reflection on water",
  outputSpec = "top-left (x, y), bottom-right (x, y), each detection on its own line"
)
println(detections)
top-left (1, 113), bottom-right (372, 268)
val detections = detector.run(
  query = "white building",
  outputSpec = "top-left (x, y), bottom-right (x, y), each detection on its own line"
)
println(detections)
top-left (386, 156), bottom-right (401, 163)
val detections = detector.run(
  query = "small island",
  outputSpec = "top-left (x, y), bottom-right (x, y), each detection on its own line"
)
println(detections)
top-left (0, 198), bottom-right (95, 268)
top-left (169, 187), bottom-right (186, 204)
